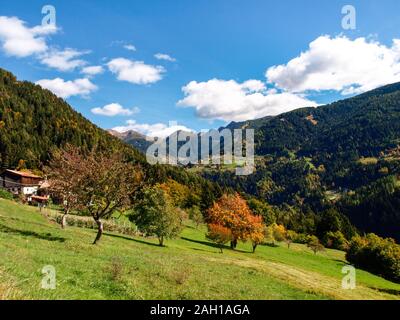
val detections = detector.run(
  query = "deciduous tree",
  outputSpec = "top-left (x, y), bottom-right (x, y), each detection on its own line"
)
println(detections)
top-left (48, 145), bottom-right (143, 244)
top-left (82, 152), bottom-right (142, 244)
top-left (307, 236), bottom-right (325, 255)
top-left (206, 224), bottom-right (232, 253)
top-left (207, 193), bottom-right (264, 250)
top-left (248, 215), bottom-right (265, 253)
top-left (189, 205), bottom-right (203, 228)
top-left (129, 186), bottom-right (185, 246)
top-left (46, 145), bottom-right (86, 228)
top-left (272, 224), bottom-right (287, 242)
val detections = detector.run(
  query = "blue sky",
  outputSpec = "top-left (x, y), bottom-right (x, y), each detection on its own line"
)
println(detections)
top-left (1, 0), bottom-right (400, 137)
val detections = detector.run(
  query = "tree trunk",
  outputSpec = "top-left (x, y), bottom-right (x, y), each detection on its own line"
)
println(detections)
top-left (252, 243), bottom-right (257, 253)
top-left (219, 246), bottom-right (223, 254)
top-left (230, 238), bottom-right (237, 249)
top-left (159, 235), bottom-right (164, 246)
top-left (93, 219), bottom-right (103, 245)
top-left (61, 214), bottom-right (67, 229)
top-left (61, 208), bottom-right (69, 229)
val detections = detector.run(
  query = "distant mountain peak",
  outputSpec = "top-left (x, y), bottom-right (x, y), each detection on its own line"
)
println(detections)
top-left (108, 129), bottom-right (148, 140)
top-left (108, 129), bottom-right (152, 153)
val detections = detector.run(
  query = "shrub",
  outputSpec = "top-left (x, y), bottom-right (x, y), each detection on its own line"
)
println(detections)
top-left (17, 193), bottom-right (26, 204)
top-left (285, 230), bottom-right (298, 248)
top-left (290, 232), bottom-right (308, 244)
top-left (272, 224), bottom-right (287, 242)
top-left (346, 234), bottom-right (400, 283)
top-left (263, 224), bottom-right (288, 246)
top-left (0, 189), bottom-right (13, 200)
top-left (263, 225), bottom-right (275, 245)
top-left (188, 206), bottom-right (203, 227)
top-left (324, 231), bottom-right (349, 251)
top-left (169, 266), bottom-right (191, 285)
top-left (307, 236), bottom-right (325, 255)
top-left (106, 257), bottom-right (124, 282)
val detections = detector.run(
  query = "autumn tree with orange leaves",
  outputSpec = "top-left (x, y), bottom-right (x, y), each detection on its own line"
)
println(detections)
top-left (206, 224), bottom-right (232, 253)
top-left (248, 215), bottom-right (265, 253)
top-left (206, 193), bottom-right (265, 252)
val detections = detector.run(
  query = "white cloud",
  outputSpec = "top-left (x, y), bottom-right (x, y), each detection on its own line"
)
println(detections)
top-left (178, 79), bottom-right (317, 122)
top-left (113, 120), bottom-right (193, 138)
top-left (82, 65), bottom-right (104, 76)
top-left (36, 78), bottom-right (97, 99)
top-left (266, 35), bottom-right (400, 95)
top-left (91, 103), bottom-right (139, 116)
top-left (0, 16), bottom-right (56, 57)
top-left (39, 48), bottom-right (88, 72)
top-left (107, 58), bottom-right (165, 85)
top-left (0, 16), bottom-right (91, 73)
top-left (154, 53), bottom-right (176, 62)
top-left (124, 44), bottom-right (136, 51)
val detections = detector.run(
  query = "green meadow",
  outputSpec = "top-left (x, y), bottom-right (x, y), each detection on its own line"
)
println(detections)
top-left (0, 199), bottom-right (399, 300)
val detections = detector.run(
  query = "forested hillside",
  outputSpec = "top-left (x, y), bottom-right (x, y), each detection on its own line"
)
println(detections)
top-left (201, 83), bottom-right (400, 241)
top-left (0, 68), bottom-right (145, 169)
top-left (0, 68), bottom-right (223, 211)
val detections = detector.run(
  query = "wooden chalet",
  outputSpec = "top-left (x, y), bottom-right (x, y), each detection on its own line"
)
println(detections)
top-left (1, 169), bottom-right (43, 196)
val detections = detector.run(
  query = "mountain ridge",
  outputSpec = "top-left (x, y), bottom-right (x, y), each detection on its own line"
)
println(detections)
top-left (198, 82), bottom-right (400, 241)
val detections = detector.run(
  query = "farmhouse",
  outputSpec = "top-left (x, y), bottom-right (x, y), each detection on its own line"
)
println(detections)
top-left (1, 169), bottom-right (43, 196)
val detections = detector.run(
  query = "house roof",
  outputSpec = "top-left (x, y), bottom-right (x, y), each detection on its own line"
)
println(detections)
top-left (31, 195), bottom-right (49, 201)
top-left (4, 169), bottom-right (42, 179)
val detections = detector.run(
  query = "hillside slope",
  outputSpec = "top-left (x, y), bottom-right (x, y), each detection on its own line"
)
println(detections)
top-left (0, 68), bottom-right (223, 210)
top-left (202, 83), bottom-right (400, 240)
top-left (0, 68), bottom-right (145, 169)
top-left (246, 82), bottom-right (400, 158)
top-left (1, 199), bottom-right (399, 300)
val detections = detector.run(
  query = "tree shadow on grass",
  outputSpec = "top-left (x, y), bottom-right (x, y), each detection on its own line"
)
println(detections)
top-left (104, 232), bottom-right (161, 247)
top-left (190, 247), bottom-right (214, 253)
top-left (0, 223), bottom-right (66, 242)
top-left (184, 225), bottom-right (196, 230)
top-left (333, 259), bottom-right (348, 264)
top-left (0, 215), bottom-right (51, 229)
top-left (184, 225), bottom-right (203, 231)
top-left (181, 236), bottom-right (248, 253)
top-left (371, 287), bottom-right (400, 296)
top-left (264, 243), bottom-right (280, 248)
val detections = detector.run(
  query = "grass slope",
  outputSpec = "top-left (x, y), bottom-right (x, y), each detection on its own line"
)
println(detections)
top-left (0, 199), bottom-right (399, 300)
